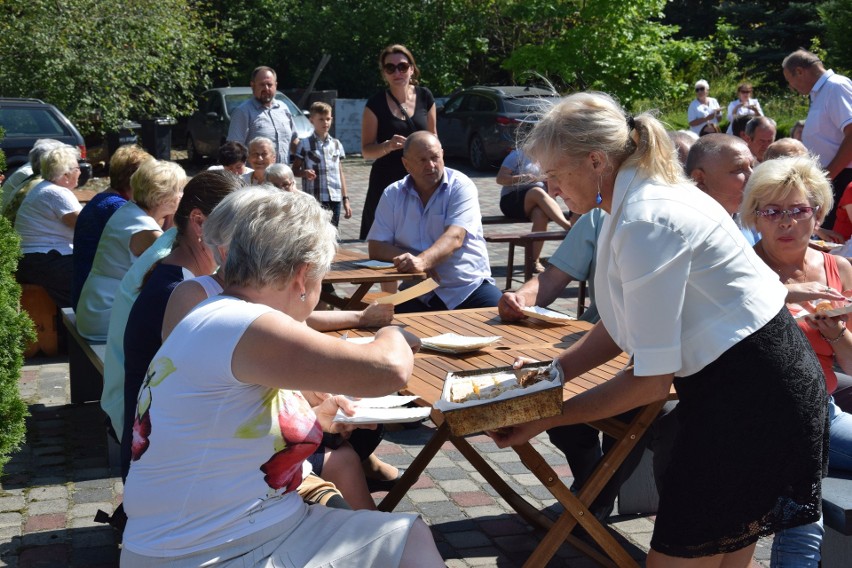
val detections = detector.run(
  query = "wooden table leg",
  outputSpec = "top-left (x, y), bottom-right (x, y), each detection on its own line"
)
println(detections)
top-left (377, 422), bottom-right (452, 512)
top-left (321, 283), bottom-right (372, 310)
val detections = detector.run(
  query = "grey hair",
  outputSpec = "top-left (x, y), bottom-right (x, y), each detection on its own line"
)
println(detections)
top-left (782, 50), bottom-right (822, 71)
top-left (740, 155), bottom-right (832, 229)
top-left (685, 133), bottom-right (749, 176)
top-left (129, 159), bottom-right (187, 211)
top-left (523, 91), bottom-right (685, 186)
top-left (744, 116), bottom-right (777, 137)
top-left (40, 145), bottom-right (80, 181)
top-left (203, 184), bottom-right (281, 266)
top-left (248, 136), bottom-right (274, 152)
top-left (28, 139), bottom-right (66, 176)
top-left (763, 138), bottom-right (809, 161)
top-left (265, 163), bottom-right (295, 185)
top-left (694, 79), bottom-right (710, 90)
top-left (223, 189), bottom-right (337, 288)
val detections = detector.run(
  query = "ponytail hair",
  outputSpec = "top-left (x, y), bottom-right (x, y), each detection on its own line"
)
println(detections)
top-left (524, 92), bottom-right (685, 185)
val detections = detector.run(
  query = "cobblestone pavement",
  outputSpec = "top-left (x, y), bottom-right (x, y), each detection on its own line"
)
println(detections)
top-left (0, 157), bottom-right (773, 567)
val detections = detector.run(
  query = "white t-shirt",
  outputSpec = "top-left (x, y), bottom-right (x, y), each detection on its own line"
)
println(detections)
top-left (14, 180), bottom-right (81, 254)
top-left (595, 167), bottom-right (787, 378)
top-left (802, 69), bottom-right (852, 170)
top-left (123, 296), bottom-right (321, 556)
top-left (725, 98), bottom-right (763, 134)
top-left (687, 97), bottom-right (721, 135)
top-left (76, 201), bottom-right (161, 341)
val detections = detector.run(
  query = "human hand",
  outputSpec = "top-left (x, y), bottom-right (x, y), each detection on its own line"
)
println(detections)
top-left (343, 200), bottom-right (352, 219)
top-left (786, 282), bottom-right (848, 304)
top-left (377, 325), bottom-right (421, 354)
top-left (388, 135), bottom-right (406, 152)
top-left (315, 395), bottom-right (378, 435)
top-left (393, 252), bottom-right (428, 273)
top-left (303, 169), bottom-right (317, 181)
top-left (802, 311), bottom-right (848, 339)
top-left (486, 420), bottom-right (546, 449)
top-left (815, 227), bottom-right (845, 244)
top-left (498, 291), bottom-right (527, 321)
top-left (358, 302), bottom-right (394, 327)
top-left (302, 390), bottom-right (331, 406)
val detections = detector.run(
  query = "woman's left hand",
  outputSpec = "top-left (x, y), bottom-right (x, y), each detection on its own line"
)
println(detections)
top-left (786, 282), bottom-right (847, 304)
top-left (313, 395), bottom-right (377, 435)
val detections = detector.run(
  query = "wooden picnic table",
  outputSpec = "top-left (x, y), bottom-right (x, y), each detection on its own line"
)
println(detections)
top-left (321, 247), bottom-right (426, 309)
top-left (332, 307), bottom-right (670, 568)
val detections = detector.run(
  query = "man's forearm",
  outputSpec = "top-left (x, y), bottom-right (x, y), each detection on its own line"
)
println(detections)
top-left (827, 130), bottom-right (852, 179)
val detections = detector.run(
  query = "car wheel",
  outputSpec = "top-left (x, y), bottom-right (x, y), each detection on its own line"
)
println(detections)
top-left (469, 135), bottom-right (489, 171)
top-left (186, 135), bottom-right (200, 164)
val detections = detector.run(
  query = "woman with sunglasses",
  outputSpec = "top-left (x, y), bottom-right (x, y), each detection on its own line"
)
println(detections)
top-left (744, 155), bottom-right (852, 565)
top-left (360, 44), bottom-right (437, 240)
top-left (725, 82), bottom-right (763, 134)
top-left (687, 79), bottom-right (721, 135)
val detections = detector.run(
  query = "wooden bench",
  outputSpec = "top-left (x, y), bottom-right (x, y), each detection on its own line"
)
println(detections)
top-left (485, 230), bottom-right (568, 290)
top-left (822, 472), bottom-right (852, 567)
top-left (20, 284), bottom-right (60, 358)
top-left (481, 213), bottom-right (571, 226)
top-left (60, 308), bottom-right (105, 404)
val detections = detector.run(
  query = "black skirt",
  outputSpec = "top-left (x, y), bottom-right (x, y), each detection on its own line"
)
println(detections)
top-left (651, 308), bottom-right (828, 557)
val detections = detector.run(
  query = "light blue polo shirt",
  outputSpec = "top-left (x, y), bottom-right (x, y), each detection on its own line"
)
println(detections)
top-left (367, 168), bottom-right (494, 309)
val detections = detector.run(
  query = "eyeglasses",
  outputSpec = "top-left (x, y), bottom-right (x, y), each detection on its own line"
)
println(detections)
top-left (383, 62), bottom-right (411, 75)
top-left (754, 206), bottom-right (819, 222)
top-left (739, 90), bottom-right (752, 94)
top-left (695, 87), bottom-right (707, 92)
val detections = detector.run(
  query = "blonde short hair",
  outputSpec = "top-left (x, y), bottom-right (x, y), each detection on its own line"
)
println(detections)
top-left (130, 159), bottom-right (187, 211)
top-left (739, 156), bottom-right (832, 229)
top-left (109, 145), bottom-right (152, 192)
top-left (40, 145), bottom-right (80, 181)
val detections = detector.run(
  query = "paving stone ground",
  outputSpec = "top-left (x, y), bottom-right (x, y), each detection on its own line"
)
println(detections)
top-left (0, 157), bottom-right (773, 567)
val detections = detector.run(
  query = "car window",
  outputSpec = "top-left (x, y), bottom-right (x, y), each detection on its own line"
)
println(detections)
top-left (225, 94), bottom-right (252, 115)
top-left (0, 108), bottom-right (70, 138)
top-left (443, 95), bottom-right (465, 113)
top-left (274, 94), bottom-right (302, 116)
top-left (460, 95), bottom-right (485, 113)
top-left (502, 96), bottom-right (561, 114)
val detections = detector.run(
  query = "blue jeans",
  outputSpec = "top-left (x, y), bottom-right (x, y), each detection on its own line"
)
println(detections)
top-left (770, 515), bottom-right (823, 568)
top-left (395, 279), bottom-right (502, 313)
top-left (828, 395), bottom-right (852, 472)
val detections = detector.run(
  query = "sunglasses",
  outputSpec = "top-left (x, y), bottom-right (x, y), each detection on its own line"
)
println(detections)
top-left (740, 90), bottom-right (752, 94)
top-left (695, 87), bottom-right (707, 92)
top-left (754, 206), bottom-right (819, 222)
top-left (383, 62), bottom-right (411, 75)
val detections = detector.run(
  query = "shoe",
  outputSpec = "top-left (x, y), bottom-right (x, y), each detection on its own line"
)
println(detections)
top-left (366, 468), bottom-right (406, 492)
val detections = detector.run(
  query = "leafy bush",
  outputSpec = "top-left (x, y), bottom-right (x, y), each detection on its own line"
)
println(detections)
top-left (0, 142), bottom-right (31, 476)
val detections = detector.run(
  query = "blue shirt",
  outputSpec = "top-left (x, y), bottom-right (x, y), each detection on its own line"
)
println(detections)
top-left (548, 209), bottom-right (605, 323)
top-left (367, 168), bottom-right (494, 309)
top-left (227, 98), bottom-right (298, 165)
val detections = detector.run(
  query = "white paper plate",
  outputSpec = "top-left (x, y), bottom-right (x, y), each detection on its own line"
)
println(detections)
top-left (421, 333), bottom-right (501, 353)
top-left (794, 302), bottom-right (852, 320)
top-left (353, 259), bottom-right (394, 269)
top-left (333, 406), bottom-right (431, 424)
top-left (345, 336), bottom-right (375, 344)
top-left (521, 306), bottom-right (576, 324)
top-left (347, 395), bottom-right (419, 408)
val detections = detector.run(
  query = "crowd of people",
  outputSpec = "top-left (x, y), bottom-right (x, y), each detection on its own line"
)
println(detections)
top-left (2, 44), bottom-right (851, 567)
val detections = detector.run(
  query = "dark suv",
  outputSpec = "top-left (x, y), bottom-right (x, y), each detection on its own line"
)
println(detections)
top-left (0, 98), bottom-right (92, 186)
top-left (436, 86), bottom-right (561, 170)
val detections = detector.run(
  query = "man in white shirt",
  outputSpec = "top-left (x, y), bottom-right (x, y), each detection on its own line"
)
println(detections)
top-left (783, 49), bottom-right (852, 229)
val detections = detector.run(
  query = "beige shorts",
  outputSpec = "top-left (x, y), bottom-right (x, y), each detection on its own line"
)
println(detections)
top-left (120, 502), bottom-right (419, 567)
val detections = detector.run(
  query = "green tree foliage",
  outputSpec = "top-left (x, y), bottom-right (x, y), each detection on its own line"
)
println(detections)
top-left (502, 0), bottom-right (711, 107)
top-left (0, 0), bottom-right (221, 136)
top-left (0, 140), bottom-right (31, 476)
top-left (819, 0), bottom-right (852, 73)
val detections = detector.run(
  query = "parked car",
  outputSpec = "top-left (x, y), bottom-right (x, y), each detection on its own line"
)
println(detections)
top-left (185, 87), bottom-right (313, 163)
top-left (0, 98), bottom-right (92, 186)
top-left (436, 86), bottom-right (561, 170)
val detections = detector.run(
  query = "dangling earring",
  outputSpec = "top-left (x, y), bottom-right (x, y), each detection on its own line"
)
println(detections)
top-left (595, 177), bottom-right (603, 206)
top-left (299, 292), bottom-right (306, 302)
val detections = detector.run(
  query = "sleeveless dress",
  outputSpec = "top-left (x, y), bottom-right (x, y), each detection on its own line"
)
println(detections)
top-left (359, 86), bottom-right (434, 239)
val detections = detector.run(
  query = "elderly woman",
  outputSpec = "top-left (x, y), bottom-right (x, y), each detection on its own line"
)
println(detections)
top-left (2, 138), bottom-right (65, 222)
top-left (359, 44), bottom-right (436, 239)
top-left (71, 145), bottom-right (152, 309)
top-left (14, 145), bottom-right (83, 307)
top-left (120, 189), bottom-right (443, 567)
top-left (160, 186), bottom-right (399, 509)
top-left (265, 163), bottom-right (296, 190)
top-left (687, 79), bottom-right (721, 135)
top-left (242, 136), bottom-right (275, 186)
top-left (495, 149), bottom-right (572, 272)
top-left (118, 171), bottom-right (239, 479)
top-left (489, 92), bottom-right (826, 567)
top-left (725, 83), bottom-right (763, 134)
top-left (76, 159), bottom-right (185, 341)
top-left (743, 155), bottom-right (852, 566)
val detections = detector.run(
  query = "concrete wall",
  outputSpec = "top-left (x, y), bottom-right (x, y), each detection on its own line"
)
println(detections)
top-left (333, 99), bottom-right (367, 156)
